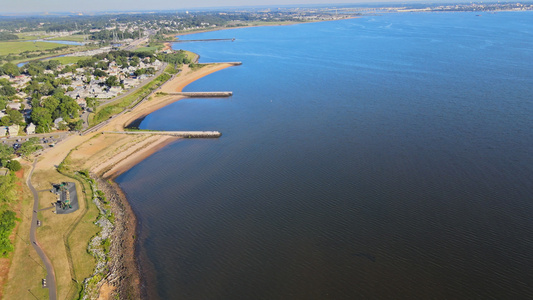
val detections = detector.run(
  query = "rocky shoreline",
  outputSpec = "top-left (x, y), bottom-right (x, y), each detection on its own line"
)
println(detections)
top-left (95, 177), bottom-right (141, 299)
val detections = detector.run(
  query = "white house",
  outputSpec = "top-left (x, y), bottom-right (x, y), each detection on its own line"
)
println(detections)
top-left (0, 126), bottom-right (7, 137)
top-left (7, 103), bottom-right (21, 110)
top-left (8, 124), bottom-right (19, 136)
top-left (26, 123), bottom-right (36, 135)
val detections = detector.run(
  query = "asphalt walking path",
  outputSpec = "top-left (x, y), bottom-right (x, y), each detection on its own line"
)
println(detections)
top-left (27, 159), bottom-right (57, 300)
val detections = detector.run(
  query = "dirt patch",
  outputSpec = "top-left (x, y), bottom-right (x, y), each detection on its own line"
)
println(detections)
top-left (97, 282), bottom-right (116, 300)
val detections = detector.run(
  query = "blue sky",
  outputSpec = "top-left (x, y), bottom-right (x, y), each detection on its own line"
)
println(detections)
top-left (5, 0), bottom-right (432, 13)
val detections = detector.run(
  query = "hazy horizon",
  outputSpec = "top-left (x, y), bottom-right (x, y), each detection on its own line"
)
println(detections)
top-left (1, 0), bottom-right (518, 14)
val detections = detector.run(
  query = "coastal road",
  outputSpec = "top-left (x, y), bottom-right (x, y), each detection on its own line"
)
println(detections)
top-left (27, 159), bottom-right (57, 300)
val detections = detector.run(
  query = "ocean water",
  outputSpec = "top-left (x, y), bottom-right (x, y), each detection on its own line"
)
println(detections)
top-left (116, 12), bottom-right (533, 299)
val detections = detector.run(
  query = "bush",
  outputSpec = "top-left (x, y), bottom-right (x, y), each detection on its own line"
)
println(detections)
top-left (0, 210), bottom-right (17, 257)
top-left (5, 160), bottom-right (21, 172)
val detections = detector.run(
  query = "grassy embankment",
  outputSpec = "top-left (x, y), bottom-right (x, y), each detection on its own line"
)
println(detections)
top-left (1, 34), bottom-right (99, 64)
top-left (3, 162), bottom-right (100, 300)
top-left (89, 68), bottom-right (173, 126)
top-left (0, 41), bottom-right (67, 56)
top-left (1, 166), bottom-right (47, 300)
top-left (45, 56), bottom-right (91, 65)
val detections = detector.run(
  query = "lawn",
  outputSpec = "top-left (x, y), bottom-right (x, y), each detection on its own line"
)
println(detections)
top-left (16, 31), bottom-right (52, 41)
top-left (0, 41), bottom-right (68, 56)
top-left (2, 165), bottom-right (48, 300)
top-left (46, 56), bottom-right (91, 65)
top-left (4, 162), bottom-right (100, 300)
top-left (134, 46), bottom-right (160, 53)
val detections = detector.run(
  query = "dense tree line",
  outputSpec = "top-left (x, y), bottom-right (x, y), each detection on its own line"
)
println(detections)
top-left (0, 209), bottom-right (17, 257)
top-left (0, 63), bottom-right (20, 77)
top-left (0, 32), bottom-right (18, 41)
top-left (158, 50), bottom-right (191, 66)
top-left (89, 29), bottom-right (137, 41)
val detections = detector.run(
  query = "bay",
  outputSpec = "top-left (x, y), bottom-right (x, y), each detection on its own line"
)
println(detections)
top-left (116, 12), bottom-right (533, 299)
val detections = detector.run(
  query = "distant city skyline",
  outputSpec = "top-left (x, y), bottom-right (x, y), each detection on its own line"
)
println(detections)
top-left (3, 0), bottom-right (481, 14)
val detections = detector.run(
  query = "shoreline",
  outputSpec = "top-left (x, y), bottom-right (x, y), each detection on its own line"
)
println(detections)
top-left (88, 63), bottom-right (236, 299)
top-left (18, 51), bottom-right (238, 298)
top-left (172, 17), bottom-right (360, 37)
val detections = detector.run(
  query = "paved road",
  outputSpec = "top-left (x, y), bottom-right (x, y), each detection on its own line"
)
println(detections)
top-left (27, 160), bottom-right (57, 300)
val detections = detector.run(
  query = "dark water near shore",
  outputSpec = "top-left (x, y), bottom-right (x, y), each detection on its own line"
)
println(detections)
top-left (116, 12), bottom-right (533, 299)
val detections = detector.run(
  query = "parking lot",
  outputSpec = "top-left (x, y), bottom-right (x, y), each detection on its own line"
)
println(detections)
top-left (1, 133), bottom-right (70, 152)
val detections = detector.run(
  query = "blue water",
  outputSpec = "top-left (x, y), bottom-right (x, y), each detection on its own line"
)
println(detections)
top-left (26, 39), bottom-right (84, 46)
top-left (117, 12), bottom-right (533, 299)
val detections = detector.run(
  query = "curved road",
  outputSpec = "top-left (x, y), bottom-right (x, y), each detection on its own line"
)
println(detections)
top-left (27, 159), bottom-right (57, 300)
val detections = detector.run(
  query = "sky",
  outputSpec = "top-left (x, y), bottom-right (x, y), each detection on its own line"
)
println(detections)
top-left (3, 0), bottom-right (433, 13)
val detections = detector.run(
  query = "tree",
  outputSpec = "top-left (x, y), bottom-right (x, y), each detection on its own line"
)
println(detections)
top-left (105, 75), bottom-right (119, 87)
top-left (39, 81), bottom-right (54, 96)
top-left (93, 69), bottom-right (106, 77)
top-left (5, 160), bottom-right (21, 172)
top-left (42, 96), bottom-right (59, 112)
top-left (86, 97), bottom-right (98, 110)
top-left (0, 210), bottom-right (17, 257)
top-left (57, 95), bottom-right (79, 119)
top-left (31, 107), bottom-right (52, 133)
top-left (6, 109), bottom-right (23, 125)
top-left (1, 63), bottom-right (19, 77)
top-left (0, 116), bottom-right (10, 126)
top-left (0, 85), bottom-right (16, 97)
top-left (0, 144), bottom-right (14, 167)
top-left (69, 119), bottom-right (83, 131)
top-left (17, 139), bottom-right (42, 157)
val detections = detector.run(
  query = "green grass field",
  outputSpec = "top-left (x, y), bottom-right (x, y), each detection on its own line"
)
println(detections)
top-left (134, 46), bottom-right (160, 53)
top-left (16, 32), bottom-right (52, 41)
top-left (49, 35), bottom-right (88, 42)
top-left (0, 41), bottom-right (68, 56)
top-left (46, 56), bottom-right (91, 65)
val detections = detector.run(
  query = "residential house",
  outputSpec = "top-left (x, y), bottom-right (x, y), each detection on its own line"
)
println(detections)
top-left (76, 98), bottom-right (87, 109)
top-left (123, 78), bottom-right (138, 88)
top-left (109, 86), bottom-right (122, 94)
top-left (0, 126), bottom-right (7, 137)
top-left (8, 124), bottom-right (20, 136)
top-left (7, 103), bottom-right (22, 110)
top-left (26, 123), bottom-right (36, 135)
